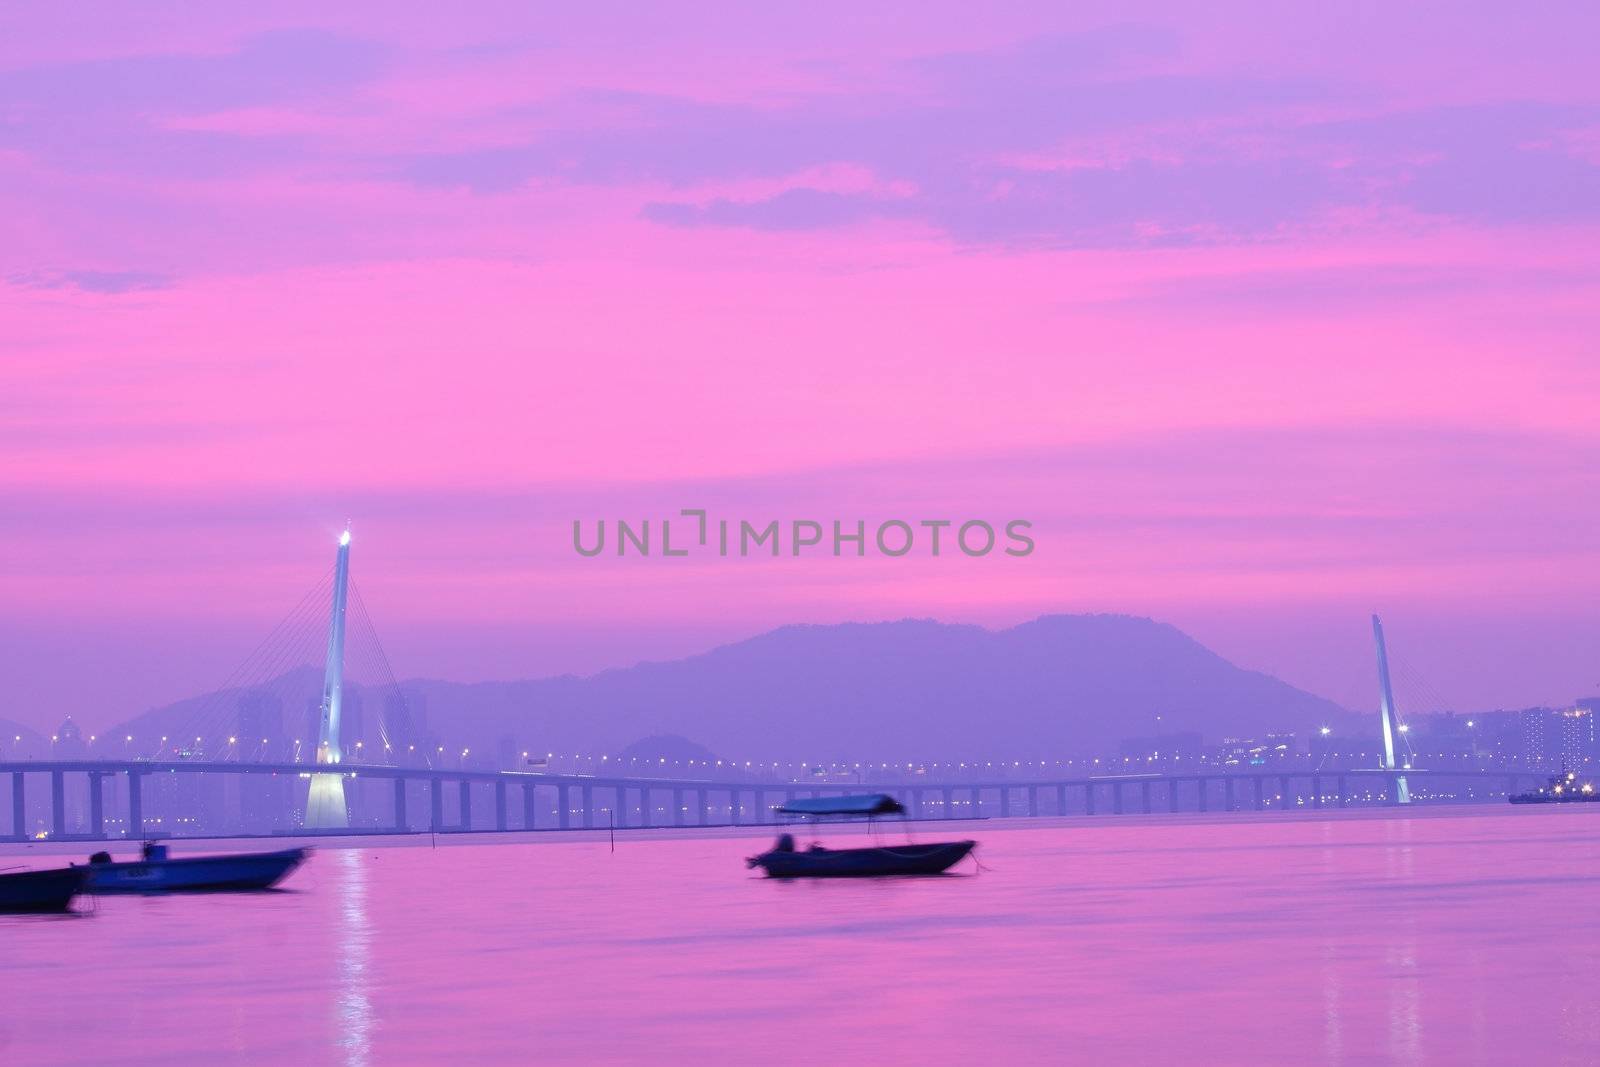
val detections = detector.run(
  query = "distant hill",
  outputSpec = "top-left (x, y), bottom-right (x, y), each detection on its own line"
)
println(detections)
top-left (109, 614), bottom-right (1354, 762)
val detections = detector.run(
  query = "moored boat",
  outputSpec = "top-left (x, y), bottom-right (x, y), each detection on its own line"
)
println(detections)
top-left (1509, 771), bottom-right (1600, 804)
top-left (0, 866), bottom-right (88, 913)
top-left (746, 793), bottom-right (977, 879)
top-left (85, 842), bottom-right (308, 893)
top-left (749, 836), bottom-right (976, 878)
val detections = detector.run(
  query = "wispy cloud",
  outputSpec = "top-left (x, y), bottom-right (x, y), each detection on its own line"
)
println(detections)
top-left (0, 29), bottom-right (385, 179)
top-left (383, 31), bottom-right (1600, 247)
top-left (6, 268), bottom-right (174, 294)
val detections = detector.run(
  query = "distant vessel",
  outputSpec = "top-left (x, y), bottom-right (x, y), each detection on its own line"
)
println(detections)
top-left (1509, 771), bottom-right (1600, 805)
top-left (0, 866), bottom-right (87, 913)
top-left (84, 843), bottom-right (308, 892)
top-left (746, 793), bottom-right (976, 878)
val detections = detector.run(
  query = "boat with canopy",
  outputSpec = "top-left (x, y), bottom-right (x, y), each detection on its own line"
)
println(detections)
top-left (83, 842), bottom-right (308, 893)
top-left (745, 793), bottom-right (976, 878)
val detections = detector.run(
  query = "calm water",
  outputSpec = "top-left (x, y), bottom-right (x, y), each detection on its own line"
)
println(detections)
top-left (3, 807), bottom-right (1599, 1065)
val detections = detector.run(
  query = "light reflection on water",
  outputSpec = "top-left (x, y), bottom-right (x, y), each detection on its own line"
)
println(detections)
top-left (2, 807), bottom-right (1599, 1065)
top-left (336, 849), bottom-right (373, 1067)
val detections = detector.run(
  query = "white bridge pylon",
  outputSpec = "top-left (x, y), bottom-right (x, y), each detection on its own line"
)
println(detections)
top-left (1371, 613), bottom-right (1411, 805)
top-left (305, 529), bottom-right (352, 828)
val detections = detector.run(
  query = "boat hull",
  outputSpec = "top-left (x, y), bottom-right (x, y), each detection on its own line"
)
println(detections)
top-left (1509, 795), bottom-right (1600, 804)
top-left (87, 848), bottom-right (308, 893)
top-left (749, 841), bottom-right (976, 878)
top-left (0, 867), bottom-right (88, 913)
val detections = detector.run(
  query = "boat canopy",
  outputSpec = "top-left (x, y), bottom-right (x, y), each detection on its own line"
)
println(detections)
top-left (777, 793), bottom-right (906, 817)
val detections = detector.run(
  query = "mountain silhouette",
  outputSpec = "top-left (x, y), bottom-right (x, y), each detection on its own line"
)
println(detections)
top-left (109, 614), bottom-right (1355, 762)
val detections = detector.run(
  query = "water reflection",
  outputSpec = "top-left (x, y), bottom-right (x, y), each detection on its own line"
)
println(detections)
top-left (4, 810), bottom-right (1600, 1063)
top-left (334, 848), bottom-right (373, 1067)
top-left (1383, 818), bottom-right (1421, 1061)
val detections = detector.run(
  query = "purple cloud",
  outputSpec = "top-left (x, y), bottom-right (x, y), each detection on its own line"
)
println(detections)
top-left (6, 268), bottom-right (173, 294)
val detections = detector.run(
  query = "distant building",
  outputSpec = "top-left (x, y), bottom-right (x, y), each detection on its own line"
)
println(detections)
top-left (238, 690), bottom-right (285, 759)
top-left (341, 688), bottom-right (366, 757)
top-left (1510, 706), bottom-right (1597, 769)
top-left (1558, 706), bottom-right (1596, 767)
top-left (1411, 711), bottom-right (1478, 757)
top-left (383, 689), bottom-right (425, 761)
top-left (1521, 708), bottom-right (1553, 766)
top-left (54, 716), bottom-right (88, 759)
top-left (235, 690), bottom-right (292, 830)
top-left (1117, 732), bottom-right (1203, 762)
top-left (51, 717), bottom-right (90, 833)
top-left (1217, 733), bottom-right (1295, 767)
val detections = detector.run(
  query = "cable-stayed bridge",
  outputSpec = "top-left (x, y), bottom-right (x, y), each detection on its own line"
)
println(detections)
top-left (0, 536), bottom-right (1556, 842)
top-left (0, 757), bottom-right (1557, 842)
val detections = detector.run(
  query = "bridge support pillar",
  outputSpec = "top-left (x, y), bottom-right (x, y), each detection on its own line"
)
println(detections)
top-left (393, 777), bottom-right (407, 831)
top-left (673, 788), bottom-right (685, 827)
top-left (50, 770), bottom-right (65, 838)
top-left (430, 778), bottom-right (444, 832)
top-left (11, 772), bottom-right (24, 839)
top-left (558, 783), bottom-right (571, 830)
top-left (1279, 776), bottom-right (1291, 809)
top-left (1113, 782), bottom-right (1124, 815)
top-left (581, 785), bottom-right (592, 829)
top-left (1169, 780), bottom-right (1180, 814)
top-left (1312, 776), bottom-right (1323, 809)
top-left (613, 786), bottom-right (625, 828)
top-left (458, 780), bottom-right (472, 830)
top-left (730, 789), bottom-right (742, 826)
top-left (494, 779), bottom-right (507, 831)
top-left (697, 789), bottom-right (709, 825)
top-left (1026, 786), bottom-right (1038, 817)
top-left (523, 782), bottom-right (537, 830)
top-left (1056, 784), bottom-right (1067, 815)
top-left (1197, 779), bottom-right (1208, 813)
top-left (639, 785), bottom-right (651, 828)
top-left (1224, 777), bottom-right (1235, 812)
top-left (89, 772), bottom-right (106, 838)
top-left (1085, 784), bottom-right (1096, 816)
top-left (999, 787), bottom-right (1011, 818)
top-left (971, 786), bottom-right (983, 818)
top-left (943, 787), bottom-right (955, 819)
top-left (1337, 776), bottom-right (1347, 808)
top-left (1253, 776), bottom-right (1265, 812)
top-left (1142, 780), bottom-right (1153, 815)
top-left (127, 769), bottom-right (142, 838)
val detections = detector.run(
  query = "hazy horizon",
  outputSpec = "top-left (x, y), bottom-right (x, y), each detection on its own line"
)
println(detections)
top-left (5, 604), bottom-right (1593, 738)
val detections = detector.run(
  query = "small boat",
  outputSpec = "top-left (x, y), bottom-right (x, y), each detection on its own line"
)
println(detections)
top-left (0, 866), bottom-right (88, 913)
top-left (746, 793), bottom-right (976, 878)
top-left (85, 842), bottom-right (309, 893)
top-left (1509, 771), bottom-right (1600, 804)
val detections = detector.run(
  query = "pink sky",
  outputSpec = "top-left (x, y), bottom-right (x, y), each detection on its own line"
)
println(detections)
top-left (3, 3), bottom-right (1599, 731)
